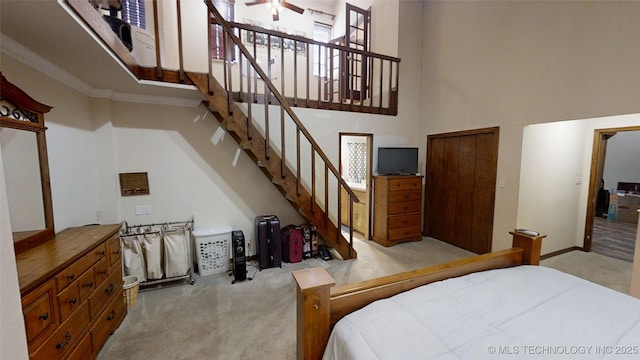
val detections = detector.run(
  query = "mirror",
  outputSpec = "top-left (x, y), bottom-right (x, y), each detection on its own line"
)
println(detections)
top-left (0, 72), bottom-right (54, 254)
top-left (1, 128), bottom-right (46, 231)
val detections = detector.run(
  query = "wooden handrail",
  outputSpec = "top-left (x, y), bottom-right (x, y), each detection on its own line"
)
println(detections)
top-left (204, 0), bottom-right (361, 204)
top-left (222, 20), bottom-right (401, 63)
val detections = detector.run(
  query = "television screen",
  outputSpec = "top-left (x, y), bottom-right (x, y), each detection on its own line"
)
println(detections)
top-left (377, 147), bottom-right (419, 175)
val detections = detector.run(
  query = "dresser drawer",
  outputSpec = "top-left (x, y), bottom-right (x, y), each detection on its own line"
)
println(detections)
top-left (106, 235), bottom-right (121, 268)
top-left (78, 268), bottom-right (96, 303)
top-left (91, 288), bottom-right (127, 353)
top-left (55, 255), bottom-right (95, 292)
top-left (389, 177), bottom-right (421, 191)
top-left (388, 189), bottom-right (421, 203)
top-left (387, 213), bottom-right (421, 229)
top-left (89, 265), bottom-right (123, 320)
top-left (65, 331), bottom-right (93, 360)
top-left (57, 281), bottom-right (81, 322)
top-left (387, 200), bottom-right (421, 215)
top-left (31, 301), bottom-right (90, 360)
top-left (388, 225), bottom-right (422, 241)
top-left (22, 278), bottom-right (58, 353)
top-left (94, 256), bottom-right (109, 286)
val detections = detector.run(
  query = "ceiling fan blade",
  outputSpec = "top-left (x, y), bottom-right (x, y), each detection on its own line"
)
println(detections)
top-left (273, 9), bottom-right (279, 21)
top-left (282, 1), bottom-right (304, 14)
top-left (245, 0), bottom-right (267, 6)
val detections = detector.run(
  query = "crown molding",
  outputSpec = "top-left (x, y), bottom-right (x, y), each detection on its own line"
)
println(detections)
top-left (0, 33), bottom-right (201, 108)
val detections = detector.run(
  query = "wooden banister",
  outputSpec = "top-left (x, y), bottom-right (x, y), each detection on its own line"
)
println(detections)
top-left (204, 1), bottom-right (360, 202)
top-left (225, 20), bottom-right (401, 63)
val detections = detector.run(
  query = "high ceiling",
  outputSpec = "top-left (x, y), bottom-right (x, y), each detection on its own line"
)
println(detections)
top-left (0, 0), bottom-right (202, 104)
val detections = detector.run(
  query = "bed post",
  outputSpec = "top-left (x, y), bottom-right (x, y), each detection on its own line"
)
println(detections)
top-left (292, 267), bottom-right (336, 360)
top-left (510, 231), bottom-right (546, 265)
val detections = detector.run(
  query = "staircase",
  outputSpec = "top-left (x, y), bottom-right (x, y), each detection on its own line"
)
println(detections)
top-left (65, 0), bottom-right (401, 260)
top-left (188, 71), bottom-right (355, 258)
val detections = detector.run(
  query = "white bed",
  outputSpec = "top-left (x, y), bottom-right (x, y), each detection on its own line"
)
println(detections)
top-left (323, 266), bottom-right (640, 360)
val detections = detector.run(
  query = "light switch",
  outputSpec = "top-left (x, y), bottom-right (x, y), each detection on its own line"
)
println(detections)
top-left (135, 205), bottom-right (151, 215)
top-left (498, 179), bottom-right (506, 188)
top-left (575, 176), bottom-right (582, 185)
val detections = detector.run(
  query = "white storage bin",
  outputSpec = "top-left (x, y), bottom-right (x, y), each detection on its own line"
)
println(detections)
top-left (193, 226), bottom-right (232, 276)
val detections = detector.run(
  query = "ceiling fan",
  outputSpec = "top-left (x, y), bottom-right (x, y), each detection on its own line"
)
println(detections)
top-left (245, 0), bottom-right (305, 21)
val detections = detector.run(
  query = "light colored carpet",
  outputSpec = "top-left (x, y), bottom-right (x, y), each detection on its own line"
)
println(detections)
top-left (97, 236), bottom-right (633, 360)
top-left (540, 249), bottom-right (633, 294)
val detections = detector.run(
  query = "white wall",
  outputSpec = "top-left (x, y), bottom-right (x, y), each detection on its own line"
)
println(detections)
top-left (518, 114), bottom-right (640, 255)
top-left (603, 131), bottom-right (640, 194)
top-left (111, 101), bottom-right (303, 251)
top-left (418, 0), bottom-right (640, 251)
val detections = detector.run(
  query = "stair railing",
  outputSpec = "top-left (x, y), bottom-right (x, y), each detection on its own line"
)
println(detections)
top-left (205, 0), bottom-right (360, 256)
top-left (219, 21), bottom-right (401, 115)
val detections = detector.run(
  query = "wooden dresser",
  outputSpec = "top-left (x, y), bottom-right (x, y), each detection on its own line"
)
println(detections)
top-left (372, 175), bottom-right (423, 246)
top-left (16, 224), bottom-right (126, 360)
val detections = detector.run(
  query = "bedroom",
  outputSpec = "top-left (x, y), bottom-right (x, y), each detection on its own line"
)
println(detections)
top-left (2, 0), bottom-right (640, 359)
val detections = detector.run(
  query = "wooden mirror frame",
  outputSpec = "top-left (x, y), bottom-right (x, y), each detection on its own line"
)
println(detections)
top-left (0, 72), bottom-right (55, 254)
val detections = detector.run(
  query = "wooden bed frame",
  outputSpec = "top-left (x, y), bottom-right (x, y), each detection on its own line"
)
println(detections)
top-left (292, 231), bottom-right (545, 360)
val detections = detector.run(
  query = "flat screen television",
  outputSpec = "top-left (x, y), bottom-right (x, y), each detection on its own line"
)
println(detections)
top-left (377, 147), bottom-right (419, 175)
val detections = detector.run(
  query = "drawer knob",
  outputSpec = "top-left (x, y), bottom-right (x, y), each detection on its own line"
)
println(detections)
top-left (107, 310), bottom-right (117, 321)
top-left (66, 273), bottom-right (75, 281)
top-left (85, 281), bottom-right (94, 289)
top-left (38, 313), bottom-right (49, 321)
top-left (402, 206), bottom-right (408, 210)
top-left (105, 283), bottom-right (115, 294)
top-left (69, 297), bottom-right (78, 305)
top-left (98, 270), bottom-right (107, 275)
top-left (56, 332), bottom-right (72, 349)
top-left (98, 250), bottom-right (105, 257)
top-left (112, 250), bottom-right (120, 256)
top-left (403, 231), bottom-right (409, 235)
top-left (403, 194), bottom-right (409, 199)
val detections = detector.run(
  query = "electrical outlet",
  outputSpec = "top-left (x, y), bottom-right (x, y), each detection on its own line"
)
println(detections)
top-left (135, 205), bottom-right (152, 215)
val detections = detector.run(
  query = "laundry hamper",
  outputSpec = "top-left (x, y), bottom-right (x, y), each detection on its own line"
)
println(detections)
top-left (193, 226), bottom-right (232, 276)
top-left (123, 275), bottom-right (140, 308)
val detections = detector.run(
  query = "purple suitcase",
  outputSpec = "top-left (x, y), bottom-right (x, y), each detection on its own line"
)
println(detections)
top-left (255, 215), bottom-right (282, 269)
top-left (281, 225), bottom-right (303, 263)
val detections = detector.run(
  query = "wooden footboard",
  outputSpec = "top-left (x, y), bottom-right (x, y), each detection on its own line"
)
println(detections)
top-left (292, 232), bottom-right (545, 360)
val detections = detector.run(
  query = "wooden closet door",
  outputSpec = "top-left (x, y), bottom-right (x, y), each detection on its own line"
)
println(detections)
top-left (424, 127), bottom-right (499, 254)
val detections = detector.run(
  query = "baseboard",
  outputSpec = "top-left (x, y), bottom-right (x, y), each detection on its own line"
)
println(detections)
top-left (540, 246), bottom-right (583, 260)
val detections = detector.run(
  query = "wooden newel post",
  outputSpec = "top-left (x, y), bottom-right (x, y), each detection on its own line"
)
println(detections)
top-left (292, 267), bottom-right (336, 360)
top-left (509, 231), bottom-right (546, 265)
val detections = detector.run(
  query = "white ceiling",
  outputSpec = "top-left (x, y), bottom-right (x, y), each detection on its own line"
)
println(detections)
top-left (0, 1), bottom-right (202, 106)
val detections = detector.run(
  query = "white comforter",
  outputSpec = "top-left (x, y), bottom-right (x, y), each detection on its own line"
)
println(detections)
top-left (324, 266), bottom-right (640, 360)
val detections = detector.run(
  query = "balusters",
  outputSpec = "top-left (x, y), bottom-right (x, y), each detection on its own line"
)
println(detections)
top-left (203, 3), bottom-right (377, 257)
top-left (379, 57), bottom-right (384, 113)
top-left (296, 127), bottom-right (301, 196)
top-left (311, 150), bottom-right (315, 215)
top-left (280, 103), bottom-right (285, 179)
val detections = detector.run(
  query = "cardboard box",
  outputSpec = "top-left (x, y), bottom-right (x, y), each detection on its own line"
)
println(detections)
top-left (611, 194), bottom-right (640, 224)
